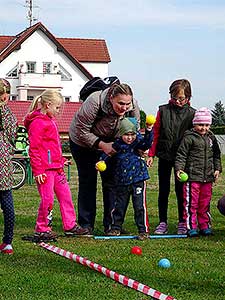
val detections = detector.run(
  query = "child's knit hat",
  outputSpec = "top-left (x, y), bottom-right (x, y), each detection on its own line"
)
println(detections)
top-left (193, 107), bottom-right (212, 125)
top-left (119, 117), bottom-right (137, 136)
top-left (217, 195), bottom-right (225, 216)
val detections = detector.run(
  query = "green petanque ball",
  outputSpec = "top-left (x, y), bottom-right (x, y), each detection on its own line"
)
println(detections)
top-left (180, 172), bottom-right (188, 182)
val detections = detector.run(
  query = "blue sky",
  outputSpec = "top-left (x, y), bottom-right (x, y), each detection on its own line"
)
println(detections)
top-left (1, 0), bottom-right (225, 114)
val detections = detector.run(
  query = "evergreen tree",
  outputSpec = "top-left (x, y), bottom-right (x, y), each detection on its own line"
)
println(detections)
top-left (211, 101), bottom-right (225, 126)
top-left (140, 110), bottom-right (146, 129)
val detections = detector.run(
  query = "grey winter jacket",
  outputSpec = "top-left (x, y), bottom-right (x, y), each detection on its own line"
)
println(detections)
top-left (69, 88), bottom-right (140, 148)
top-left (175, 129), bottom-right (222, 182)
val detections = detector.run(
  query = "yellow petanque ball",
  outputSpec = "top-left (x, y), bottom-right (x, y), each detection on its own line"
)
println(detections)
top-left (146, 114), bottom-right (156, 125)
top-left (96, 161), bottom-right (107, 172)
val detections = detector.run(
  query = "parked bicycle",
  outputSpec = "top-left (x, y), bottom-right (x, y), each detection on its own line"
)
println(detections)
top-left (12, 157), bottom-right (27, 189)
top-left (12, 125), bottom-right (30, 190)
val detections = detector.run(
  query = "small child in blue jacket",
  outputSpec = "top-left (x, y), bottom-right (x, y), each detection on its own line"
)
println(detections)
top-left (100, 117), bottom-right (153, 240)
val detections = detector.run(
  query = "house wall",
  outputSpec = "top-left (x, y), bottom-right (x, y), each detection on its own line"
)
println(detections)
top-left (81, 62), bottom-right (108, 78)
top-left (0, 29), bottom-right (109, 101)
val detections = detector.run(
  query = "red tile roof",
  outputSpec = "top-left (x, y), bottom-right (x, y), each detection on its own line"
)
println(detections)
top-left (57, 38), bottom-right (111, 63)
top-left (7, 100), bottom-right (82, 134)
top-left (0, 36), bottom-right (14, 50)
top-left (0, 22), bottom-right (110, 64)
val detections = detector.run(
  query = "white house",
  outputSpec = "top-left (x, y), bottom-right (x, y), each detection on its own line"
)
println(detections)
top-left (0, 22), bottom-right (111, 102)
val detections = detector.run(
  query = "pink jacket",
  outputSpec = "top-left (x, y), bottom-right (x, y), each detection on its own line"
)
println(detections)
top-left (24, 109), bottom-right (64, 176)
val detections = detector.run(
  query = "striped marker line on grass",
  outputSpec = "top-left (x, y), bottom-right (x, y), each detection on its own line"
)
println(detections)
top-left (39, 242), bottom-right (176, 300)
top-left (94, 234), bottom-right (187, 240)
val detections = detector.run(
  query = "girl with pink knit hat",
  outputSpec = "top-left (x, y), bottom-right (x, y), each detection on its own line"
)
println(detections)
top-left (175, 107), bottom-right (222, 237)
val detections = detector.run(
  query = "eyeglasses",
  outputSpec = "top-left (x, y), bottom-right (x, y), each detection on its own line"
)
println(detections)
top-left (173, 97), bottom-right (187, 103)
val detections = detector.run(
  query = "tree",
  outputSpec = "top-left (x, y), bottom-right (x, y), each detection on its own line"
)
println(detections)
top-left (211, 101), bottom-right (225, 126)
top-left (140, 110), bottom-right (146, 129)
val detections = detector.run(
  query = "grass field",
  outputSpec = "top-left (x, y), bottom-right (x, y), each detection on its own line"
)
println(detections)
top-left (1, 157), bottom-right (225, 300)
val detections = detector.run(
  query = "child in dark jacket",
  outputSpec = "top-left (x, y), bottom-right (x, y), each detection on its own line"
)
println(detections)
top-left (147, 79), bottom-right (195, 235)
top-left (100, 117), bottom-right (153, 240)
top-left (175, 107), bottom-right (222, 237)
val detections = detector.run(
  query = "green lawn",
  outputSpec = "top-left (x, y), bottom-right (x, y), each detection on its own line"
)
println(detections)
top-left (1, 157), bottom-right (225, 300)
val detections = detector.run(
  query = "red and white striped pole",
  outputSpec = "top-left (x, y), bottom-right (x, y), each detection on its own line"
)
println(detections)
top-left (39, 242), bottom-right (176, 300)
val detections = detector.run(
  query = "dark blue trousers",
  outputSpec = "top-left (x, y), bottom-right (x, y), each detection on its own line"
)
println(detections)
top-left (0, 190), bottom-right (15, 244)
top-left (70, 140), bottom-right (116, 231)
top-left (111, 181), bottom-right (149, 233)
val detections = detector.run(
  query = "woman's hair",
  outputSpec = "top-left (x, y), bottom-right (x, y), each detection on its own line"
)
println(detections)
top-left (169, 79), bottom-right (192, 100)
top-left (0, 78), bottom-right (10, 96)
top-left (109, 83), bottom-right (133, 98)
top-left (28, 89), bottom-right (63, 113)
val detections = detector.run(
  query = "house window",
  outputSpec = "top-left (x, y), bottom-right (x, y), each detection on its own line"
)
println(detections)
top-left (58, 63), bottom-right (72, 81)
top-left (6, 64), bottom-right (18, 78)
top-left (27, 96), bottom-right (34, 101)
top-left (43, 62), bottom-right (52, 74)
top-left (26, 61), bottom-right (36, 73)
top-left (11, 95), bottom-right (17, 101)
top-left (64, 97), bottom-right (71, 102)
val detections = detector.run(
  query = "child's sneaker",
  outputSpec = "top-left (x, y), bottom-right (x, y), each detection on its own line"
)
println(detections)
top-left (177, 222), bottom-right (187, 234)
top-left (33, 231), bottom-right (58, 242)
top-left (188, 229), bottom-right (199, 237)
top-left (199, 228), bottom-right (213, 236)
top-left (137, 232), bottom-right (149, 241)
top-left (107, 229), bottom-right (121, 236)
top-left (154, 222), bottom-right (168, 234)
top-left (0, 243), bottom-right (13, 255)
top-left (64, 225), bottom-right (93, 237)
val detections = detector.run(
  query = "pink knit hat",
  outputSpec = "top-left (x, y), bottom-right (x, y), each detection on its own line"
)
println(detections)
top-left (192, 107), bottom-right (212, 125)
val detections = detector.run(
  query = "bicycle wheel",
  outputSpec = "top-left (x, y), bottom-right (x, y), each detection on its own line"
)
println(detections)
top-left (12, 159), bottom-right (27, 189)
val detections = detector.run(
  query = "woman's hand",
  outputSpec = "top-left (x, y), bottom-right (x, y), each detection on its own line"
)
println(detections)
top-left (98, 141), bottom-right (117, 156)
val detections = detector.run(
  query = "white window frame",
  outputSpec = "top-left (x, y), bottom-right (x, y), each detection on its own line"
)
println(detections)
top-left (26, 61), bottom-right (36, 73)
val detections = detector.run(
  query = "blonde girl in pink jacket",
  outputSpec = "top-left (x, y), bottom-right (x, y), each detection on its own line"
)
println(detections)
top-left (24, 90), bottom-right (87, 242)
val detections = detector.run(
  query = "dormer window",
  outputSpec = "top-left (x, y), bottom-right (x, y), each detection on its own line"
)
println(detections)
top-left (26, 61), bottom-right (36, 73)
